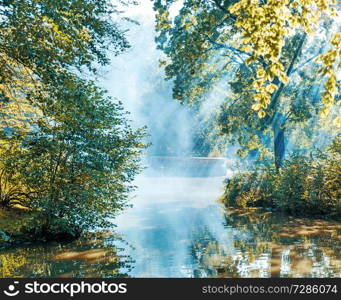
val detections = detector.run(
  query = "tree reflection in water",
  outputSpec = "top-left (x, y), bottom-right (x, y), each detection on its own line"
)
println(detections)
top-left (189, 208), bottom-right (341, 278)
top-left (1, 208), bottom-right (340, 278)
top-left (0, 231), bottom-right (134, 278)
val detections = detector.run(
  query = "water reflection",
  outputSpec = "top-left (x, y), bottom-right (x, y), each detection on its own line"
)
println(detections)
top-left (115, 176), bottom-right (340, 278)
top-left (190, 208), bottom-right (341, 278)
top-left (0, 232), bottom-right (134, 277)
top-left (114, 176), bottom-right (228, 277)
top-left (1, 174), bottom-right (340, 278)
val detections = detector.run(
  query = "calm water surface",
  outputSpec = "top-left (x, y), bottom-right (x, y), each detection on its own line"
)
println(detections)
top-left (1, 168), bottom-right (340, 277)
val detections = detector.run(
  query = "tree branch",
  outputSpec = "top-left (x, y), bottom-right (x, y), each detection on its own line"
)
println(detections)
top-left (203, 34), bottom-right (252, 57)
top-left (212, 0), bottom-right (229, 13)
top-left (267, 33), bottom-right (307, 124)
top-left (292, 53), bottom-right (320, 73)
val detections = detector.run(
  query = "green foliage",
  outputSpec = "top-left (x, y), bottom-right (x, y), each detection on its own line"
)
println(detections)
top-left (0, 0), bottom-right (129, 76)
top-left (4, 78), bottom-right (146, 235)
top-left (221, 162), bottom-right (278, 208)
top-left (154, 0), bottom-right (340, 116)
top-left (153, 0), bottom-right (340, 168)
top-left (1, 0), bottom-right (132, 135)
top-left (222, 136), bottom-right (341, 219)
top-left (0, 138), bottom-right (32, 207)
top-left (0, 1), bottom-right (146, 241)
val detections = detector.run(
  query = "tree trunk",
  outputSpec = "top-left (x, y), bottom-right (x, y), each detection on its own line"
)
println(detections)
top-left (274, 126), bottom-right (285, 170)
top-left (267, 34), bottom-right (306, 170)
top-left (273, 114), bottom-right (286, 170)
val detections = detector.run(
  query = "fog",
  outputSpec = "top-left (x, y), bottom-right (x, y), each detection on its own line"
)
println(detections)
top-left (100, 2), bottom-right (235, 277)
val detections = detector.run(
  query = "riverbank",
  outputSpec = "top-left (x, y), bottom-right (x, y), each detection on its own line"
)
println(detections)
top-left (0, 207), bottom-right (32, 248)
top-left (220, 144), bottom-right (341, 220)
top-left (0, 207), bottom-right (81, 249)
top-left (1, 175), bottom-right (340, 277)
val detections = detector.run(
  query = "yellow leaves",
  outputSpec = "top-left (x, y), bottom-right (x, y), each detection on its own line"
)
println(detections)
top-left (271, 62), bottom-right (285, 73)
top-left (0, 253), bottom-right (26, 277)
top-left (245, 57), bottom-right (254, 66)
top-left (227, 0), bottom-right (337, 119)
top-left (256, 68), bottom-right (266, 78)
top-left (331, 33), bottom-right (340, 46)
top-left (155, 9), bottom-right (171, 30)
top-left (42, 15), bottom-right (72, 45)
top-left (228, 1), bottom-right (246, 14)
top-left (184, 22), bottom-right (192, 30)
top-left (241, 37), bottom-right (252, 45)
top-left (0, 53), bottom-right (42, 133)
top-left (228, 0), bottom-right (292, 117)
top-left (241, 45), bottom-right (253, 53)
top-left (252, 63), bottom-right (285, 114)
top-left (252, 103), bottom-right (261, 111)
top-left (320, 106), bottom-right (330, 118)
top-left (333, 115), bottom-right (341, 129)
top-left (78, 28), bottom-right (91, 42)
top-left (320, 50), bottom-right (338, 65)
top-left (247, 136), bottom-right (260, 150)
top-left (324, 74), bottom-right (337, 94)
top-left (317, 32), bottom-right (340, 117)
top-left (266, 83), bottom-right (278, 94)
top-left (278, 72), bottom-right (289, 84)
top-left (159, 59), bottom-right (168, 67)
top-left (178, 13), bottom-right (199, 31)
top-left (252, 88), bottom-right (272, 113)
top-left (258, 109), bottom-right (266, 118)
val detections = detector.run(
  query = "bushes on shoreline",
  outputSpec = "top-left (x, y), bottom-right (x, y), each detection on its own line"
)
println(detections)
top-left (221, 136), bottom-right (341, 219)
top-left (0, 80), bottom-right (146, 243)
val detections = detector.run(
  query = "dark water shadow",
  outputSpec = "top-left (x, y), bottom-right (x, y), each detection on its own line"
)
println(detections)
top-left (0, 231), bottom-right (134, 278)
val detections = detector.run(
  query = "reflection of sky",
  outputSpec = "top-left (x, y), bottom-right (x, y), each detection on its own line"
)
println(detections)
top-left (115, 174), bottom-right (246, 277)
top-left (113, 169), bottom-right (341, 278)
top-left (115, 175), bottom-right (273, 278)
top-left (1, 170), bottom-right (338, 277)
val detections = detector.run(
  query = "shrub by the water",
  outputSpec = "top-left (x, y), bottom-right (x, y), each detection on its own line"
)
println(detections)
top-left (221, 136), bottom-right (341, 219)
top-left (0, 80), bottom-right (146, 244)
top-left (0, 0), bottom-right (147, 245)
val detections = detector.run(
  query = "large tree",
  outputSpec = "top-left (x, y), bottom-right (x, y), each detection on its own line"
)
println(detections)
top-left (153, 0), bottom-right (340, 168)
top-left (0, 1), bottom-right (146, 239)
top-left (0, 0), bottom-right (132, 133)
top-left (8, 77), bottom-right (145, 236)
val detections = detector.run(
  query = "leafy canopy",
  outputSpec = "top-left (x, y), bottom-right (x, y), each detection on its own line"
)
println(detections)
top-left (0, 1), bottom-right (146, 238)
top-left (0, 0), bottom-right (131, 135)
top-left (154, 0), bottom-right (340, 122)
top-left (153, 0), bottom-right (340, 165)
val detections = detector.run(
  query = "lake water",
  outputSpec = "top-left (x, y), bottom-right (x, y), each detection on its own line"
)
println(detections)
top-left (0, 161), bottom-right (340, 278)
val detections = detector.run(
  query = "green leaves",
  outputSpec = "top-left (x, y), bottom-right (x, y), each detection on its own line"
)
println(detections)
top-left (222, 135), bottom-right (341, 218)
top-left (154, 0), bottom-right (340, 166)
top-left (13, 78), bottom-right (146, 231)
top-left (0, 1), bottom-right (146, 236)
top-left (0, 0), bottom-right (131, 137)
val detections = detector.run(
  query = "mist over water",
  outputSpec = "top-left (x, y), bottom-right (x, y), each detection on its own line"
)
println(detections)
top-left (115, 175), bottom-right (226, 277)
top-left (103, 2), bottom-right (341, 278)
top-left (103, 3), bottom-right (235, 277)
top-left (1, 2), bottom-right (339, 279)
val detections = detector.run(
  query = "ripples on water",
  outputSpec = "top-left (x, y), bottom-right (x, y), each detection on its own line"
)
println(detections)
top-left (115, 176), bottom-right (341, 278)
top-left (0, 160), bottom-right (340, 277)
